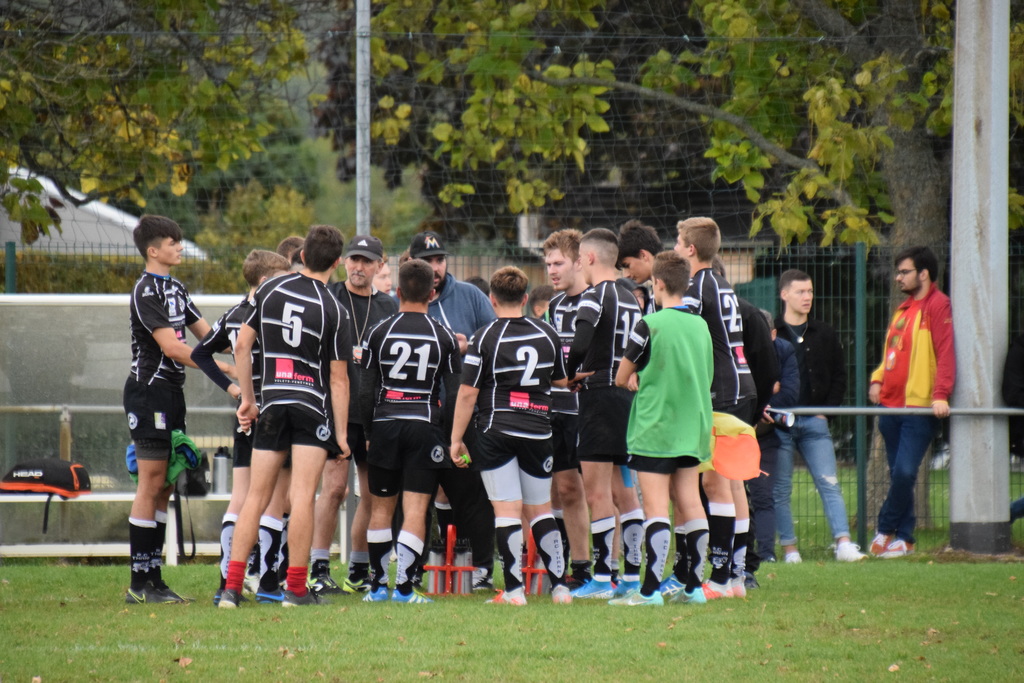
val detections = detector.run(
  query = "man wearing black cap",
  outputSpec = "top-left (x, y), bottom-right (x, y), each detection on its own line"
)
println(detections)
top-left (410, 231), bottom-right (496, 354)
top-left (309, 234), bottom-right (398, 595)
top-left (408, 230), bottom-right (498, 589)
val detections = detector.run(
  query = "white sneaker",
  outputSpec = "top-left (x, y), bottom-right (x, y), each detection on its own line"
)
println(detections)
top-left (487, 586), bottom-right (527, 605)
top-left (551, 585), bottom-right (572, 604)
top-left (835, 542), bottom-right (867, 562)
top-left (729, 577), bottom-right (747, 598)
top-left (784, 551), bottom-right (802, 564)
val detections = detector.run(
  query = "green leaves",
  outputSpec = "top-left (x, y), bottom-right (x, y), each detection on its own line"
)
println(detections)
top-left (1, 1), bottom-right (310, 238)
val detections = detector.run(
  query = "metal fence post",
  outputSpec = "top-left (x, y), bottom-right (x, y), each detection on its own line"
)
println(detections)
top-left (4, 241), bottom-right (14, 293)
top-left (854, 242), bottom-right (867, 548)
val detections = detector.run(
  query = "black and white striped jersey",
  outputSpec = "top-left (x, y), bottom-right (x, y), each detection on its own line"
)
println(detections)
top-left (574, 280), bottom-right (643, 389)
top-left (243, 272), bottom-right (350, 420)
top-left (683, 268), bottom-right (755, 408)
top-left (194, 296), bottom-right (264, 400)
top-left (128, 271), bottom-right (202, 387)
top-left (362, 312), bottom-right (462, 424)
top-left (547, 291), bottom-right (582, 414)
top-left (462, 317), bottom-right (566, 439)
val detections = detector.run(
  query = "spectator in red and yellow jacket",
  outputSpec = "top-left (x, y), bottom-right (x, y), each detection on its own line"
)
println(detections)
top-left (868, 246), bottom-right (955, 558)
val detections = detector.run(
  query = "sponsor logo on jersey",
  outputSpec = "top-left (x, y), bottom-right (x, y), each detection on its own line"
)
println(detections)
top-left (127, 413), bottom-right (138, 430)
top-left (543, 456), bottom-right (553, 473)
top-left (153, 412), bottom-right (167, 430)
top-left (430, 445), bottom-right (445, 463)
top-left (316, 424), bottom-right (331, 442)
top-left (509, 391), bottom-right (549, 413)
top-left (271, 359), bottom-right (313, 384)
top-left (142, 286), bottom-right (154, 297)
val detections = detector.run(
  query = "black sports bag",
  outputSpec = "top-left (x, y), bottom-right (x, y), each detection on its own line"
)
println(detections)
top-left (0, 458), bottom-right (91, 532)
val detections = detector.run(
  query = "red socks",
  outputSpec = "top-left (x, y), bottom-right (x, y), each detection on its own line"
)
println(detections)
top-left (286, 566), bottom-right (308, 597)
top-left (225, 560), bottom-right (246, 592)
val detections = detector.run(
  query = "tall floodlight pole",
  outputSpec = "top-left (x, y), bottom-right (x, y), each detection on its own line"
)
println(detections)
top-left (355, 0), bottom-right (371, 236)
top-left (949, 0), bottom-right (1010, 553)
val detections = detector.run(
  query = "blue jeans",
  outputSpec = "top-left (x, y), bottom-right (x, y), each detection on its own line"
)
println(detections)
top-left (1012, 496), bottom-right (1024, 522)
top-left (773, 416), bottom-right (851, 546)
top-left (876, 414), bottom-right (939, 545)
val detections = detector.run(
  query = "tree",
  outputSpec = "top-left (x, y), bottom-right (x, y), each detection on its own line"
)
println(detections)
top-left (316, 0), bottom-right (1024, 248)
top-left (0, 0), bottom-right (327, 241)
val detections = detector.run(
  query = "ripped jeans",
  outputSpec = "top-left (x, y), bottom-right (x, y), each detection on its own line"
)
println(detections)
top-left (773, 416), bottom-right (851, 546)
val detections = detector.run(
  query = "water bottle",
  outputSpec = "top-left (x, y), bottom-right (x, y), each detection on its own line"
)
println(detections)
top-left (454, 538), bottom-right (473, 594)
top-left (766, 408), bottom-right (796, 430)
top-left (213, 446), bottom-right (231, 494)
top-left (425, 539), bottom-right (446, 594)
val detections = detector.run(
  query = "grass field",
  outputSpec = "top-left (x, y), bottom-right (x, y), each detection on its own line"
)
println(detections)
top-left (2, 556), bottom-right (1022, 682)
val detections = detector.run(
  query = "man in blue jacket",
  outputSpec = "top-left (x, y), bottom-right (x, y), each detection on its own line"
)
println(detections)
top-left (409, 230), bottom-right (498, 589)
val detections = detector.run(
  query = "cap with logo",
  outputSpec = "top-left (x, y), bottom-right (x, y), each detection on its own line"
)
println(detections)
top-left (345, 234), bottom-right (384, 261)
top-left (409, 231), bottom-right (448, 259)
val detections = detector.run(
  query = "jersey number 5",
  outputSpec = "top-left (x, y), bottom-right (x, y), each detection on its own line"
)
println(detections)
top-left (282, 303), bottom-right (305, 348)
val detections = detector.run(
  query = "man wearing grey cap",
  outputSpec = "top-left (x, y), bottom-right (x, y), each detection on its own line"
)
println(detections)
top-left (408, 230), bottom-right (498, 589)
top-left (310, 234), bottom-right (399, 594)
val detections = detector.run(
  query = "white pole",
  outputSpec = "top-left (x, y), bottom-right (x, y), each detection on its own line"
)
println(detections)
top-left (949, 0), bottom-right (1011, 553)
top-left (355, 0), bottom-right (371, 236)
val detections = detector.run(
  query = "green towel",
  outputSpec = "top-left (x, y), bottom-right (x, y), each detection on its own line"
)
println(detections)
top-left (127, 430), bottom-right (202, 486)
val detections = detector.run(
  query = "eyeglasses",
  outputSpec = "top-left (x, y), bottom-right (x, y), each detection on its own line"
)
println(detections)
top-left (895, 268), bottom-right (917, 278)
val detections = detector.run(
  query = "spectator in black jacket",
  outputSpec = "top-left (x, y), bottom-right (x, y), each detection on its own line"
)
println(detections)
top-left (747, 310), bottom-right (799, 570)
top-left (1003, 334), bottom-right (1024, 522)
top-left (774, 270), bottom-right (865, 562)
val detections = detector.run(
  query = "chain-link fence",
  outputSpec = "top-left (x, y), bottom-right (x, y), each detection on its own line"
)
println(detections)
top-left (2, 241), bottom-right (1022, 552)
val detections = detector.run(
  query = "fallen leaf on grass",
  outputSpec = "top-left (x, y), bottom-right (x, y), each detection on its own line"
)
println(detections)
top-left (888, 664), bottom-right (899, 672)
top-left (926, 628), bottom-right (939, 637)
top-left (279, 647), bottom-right (295, 659)
top-left (657, 642), bottom-right (667, 648)
top-left (32, 677), bottom-right (41, 683)
top-left (418, 672), bottom-right (439, 678)
top-left (397, 636), bottom-right (406, 643)
top-left (173, 636), bottom-right (185, 646)
top-left (985, 592), bottom-right (998, 597)
top-left (456, 641), bottom-right (467, 646)
top-left (176, 657), bottom-right (192, 668)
